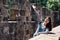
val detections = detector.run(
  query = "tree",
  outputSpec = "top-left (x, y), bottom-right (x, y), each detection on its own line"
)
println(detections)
top-left (30, 0), bottom-right (47, 7)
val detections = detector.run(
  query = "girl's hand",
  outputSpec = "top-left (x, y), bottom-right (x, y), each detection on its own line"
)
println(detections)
top-left (37, 32), bottom-right (40, 35)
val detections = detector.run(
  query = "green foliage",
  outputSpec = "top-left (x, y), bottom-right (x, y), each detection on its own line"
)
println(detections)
top-left (46, 0), bottom-right (60, 11)
top-left (8, 0), bottom-right (10, 16)
top-left (30, 0), bottom-right (60, 11)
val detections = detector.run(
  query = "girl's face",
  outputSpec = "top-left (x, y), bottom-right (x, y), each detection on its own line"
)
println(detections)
top-left (44, 17), bottom-right (49, 24)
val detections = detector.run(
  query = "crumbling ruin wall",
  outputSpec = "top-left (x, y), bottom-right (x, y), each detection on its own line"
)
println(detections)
top-left (0, 0), bottom-right (36, 40)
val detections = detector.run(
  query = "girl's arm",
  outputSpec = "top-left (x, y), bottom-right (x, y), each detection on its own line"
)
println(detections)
top-left (32, 5), bottom-right (42, 23)
top-left (33, 24), bottom-right (40, 37)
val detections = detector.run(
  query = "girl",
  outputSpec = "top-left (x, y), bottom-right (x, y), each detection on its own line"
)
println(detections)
top-left (33, 16), bottom-right (52, 37)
